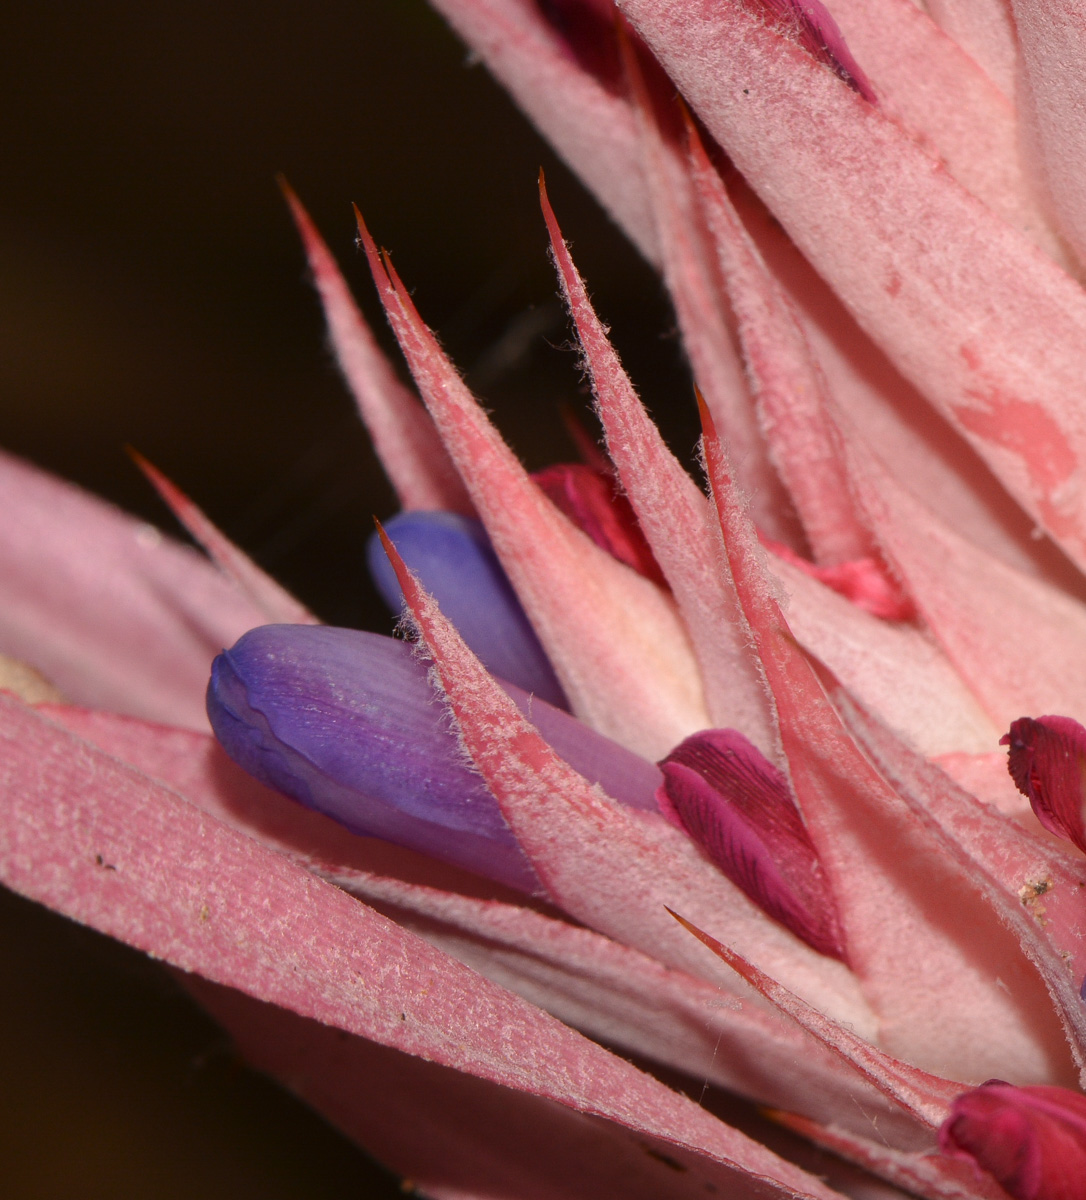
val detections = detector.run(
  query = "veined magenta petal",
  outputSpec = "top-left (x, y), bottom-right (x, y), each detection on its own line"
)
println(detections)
top-left (658, 729), bottom-right (847, 960)
top-left (357, 207), bottom-right (710, 757)
top-left (619, 0), bottom-right (1086, 573)
top-left (366, 511), bottom-right (567, 707)
top-left (532, 463), bottom-right (665, 587)
top-left (0, 450), bottom-right (267, 730)
top-left (282, 183), bottom-right (472, 515)
top-left (1002, 717), bottom-right (1086, 855)
top-left (939, 1082), bottom-right (1086, 1200)
top-left (131, 450), bottom-right (318, 626)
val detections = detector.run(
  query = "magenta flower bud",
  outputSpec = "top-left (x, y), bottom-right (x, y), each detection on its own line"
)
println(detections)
top-left (208, 625), bottom-right (661, 891)
top-left (939, 1081), bottom-right (1086, 1200)
top-left (1001, 715), bottom-right (1086, 854)
top-left (656, 729), bottom-right (847, 961)
top-left (366, 511), bottom-right (567, 708)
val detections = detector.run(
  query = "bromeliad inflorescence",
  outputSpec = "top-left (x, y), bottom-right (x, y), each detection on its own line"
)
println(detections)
top-left (7, 2), bottom-right (1086, 1198)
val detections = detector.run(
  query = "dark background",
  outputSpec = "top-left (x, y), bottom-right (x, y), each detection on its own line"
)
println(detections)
top-left (1, 2), bottom-right (697, 1195)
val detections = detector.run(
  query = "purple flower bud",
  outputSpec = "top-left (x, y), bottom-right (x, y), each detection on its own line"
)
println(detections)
top-left (939, 1080), bottom-right (1086, 1200)
top-left (657, 729), bottom-right (847, 960)
top-left (366, 511), bottom-right (567, 708)
top-left (208, 625), bottom-right (661, 891)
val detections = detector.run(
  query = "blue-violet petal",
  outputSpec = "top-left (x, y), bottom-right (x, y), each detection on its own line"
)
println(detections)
top-left (208, 625), bottom-right (661, 891)
top-left (366, 511), bottom-right (567, 708)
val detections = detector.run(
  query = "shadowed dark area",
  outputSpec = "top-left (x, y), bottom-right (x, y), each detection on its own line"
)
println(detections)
top-left (1, 2), bottom-right (698, 1193)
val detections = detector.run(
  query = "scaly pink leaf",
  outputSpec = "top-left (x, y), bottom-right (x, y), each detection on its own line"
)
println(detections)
top-left (843, 699), bottom-right (1086, 1006)
top-left (845, 442), bottom-right (1086, 731)
top-left (358, 213), bottom-right (709, 757)
top-left (734, 180), bottom-right (1083, 592)
top-left (685, 126), bottom-right (876, 568)
top-left (282, 182), bottom-right (472, 514)
top-left (0, 450), bottom-right (266, 729)
top-left (699, 405), bottom-right (1078, 1087)
top-left (774, 1112), bottom-right (1011, 1200)
top-left (825, 0), bottom-right (1062, 260)
top-left (620, 0), bottom-right (1086, 574)
top-left (0, 693), bottom-right (850, 1200)
top-left (192, 980), bottom-right (827, 1200)
top-left (767, 553), bottom-right (998, 758)
top-left (618, 33), bottom-right (801, 547)
top-left (130, 450), bottom-right (317, 625)
top-left (1011, 0), bottom-right (1086, 269)
top-left (923, 0), bottom-right (1019, 100)
top-left (379, 524), bottom-right (876, 1035)
top-left (541, 181), bottom-right (778, 753)
top-left (668, 910), bottom-right (961, 1128)
top-left (40, 700), bottom-right (919, 1147)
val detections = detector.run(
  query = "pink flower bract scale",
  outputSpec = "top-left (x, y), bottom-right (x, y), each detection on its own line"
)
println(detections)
top-left (7, 2), bottom-right (1086, 1197)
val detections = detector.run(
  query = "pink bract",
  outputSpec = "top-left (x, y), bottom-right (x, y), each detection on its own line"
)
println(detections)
top-left (7, 2), bottom-right (1086, 1197)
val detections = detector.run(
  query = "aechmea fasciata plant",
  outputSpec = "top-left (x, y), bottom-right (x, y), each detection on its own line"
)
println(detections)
top-left (7, 0), bottom-right (1086, 1197)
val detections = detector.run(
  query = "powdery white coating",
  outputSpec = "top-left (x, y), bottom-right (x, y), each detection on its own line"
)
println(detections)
top-left (542, 185), bottom-right (779, 755)
top-left (701, 413), bottom-right (1078, 1086)
top-left (845, 443), bottom-right (1086, 731)
top-left (0, 693), bottom-right (848, 1200)
top-left (132, 452), bottom-right (318, 626)
top-left (283, 185), bottom-right (473, 515)
top-left (0, 450), bottom-right (266, 730)
top-left (620, 0), bottom-right (1086, 573)
top-left (359, 216), bottom-right (710, 758)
